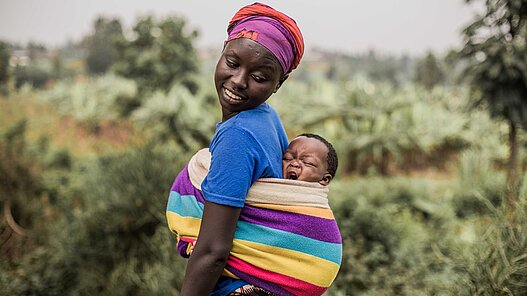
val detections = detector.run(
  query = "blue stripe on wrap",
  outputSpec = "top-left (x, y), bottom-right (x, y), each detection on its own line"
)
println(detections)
top-left (235, 220), bottom-right (342, 265)
top-left (167, 191), bottom-right (203, 219)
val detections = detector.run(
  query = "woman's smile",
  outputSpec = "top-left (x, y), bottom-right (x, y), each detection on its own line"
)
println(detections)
top-left (223, 87), bottom-right (245, 102)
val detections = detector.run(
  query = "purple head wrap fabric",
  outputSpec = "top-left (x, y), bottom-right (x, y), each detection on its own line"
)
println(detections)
top-left (227, 15), bottom-right (296, 74)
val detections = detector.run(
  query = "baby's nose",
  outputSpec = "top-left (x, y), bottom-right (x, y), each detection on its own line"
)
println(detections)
top-left (290, 160), bottom-right (300, 168)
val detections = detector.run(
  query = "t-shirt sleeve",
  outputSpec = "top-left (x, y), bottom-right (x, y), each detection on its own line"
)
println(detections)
top-left (201, 126), bottom-right (265, 208)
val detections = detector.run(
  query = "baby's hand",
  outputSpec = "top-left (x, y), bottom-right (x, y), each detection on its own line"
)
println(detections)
top-left (188, 240), bottom-right (196, 255)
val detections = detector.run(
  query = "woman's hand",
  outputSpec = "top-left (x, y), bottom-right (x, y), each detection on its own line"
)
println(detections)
top-left (180, 201), bottom-right (242, 296)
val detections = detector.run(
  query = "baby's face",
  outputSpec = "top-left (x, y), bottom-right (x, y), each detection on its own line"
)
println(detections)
top-left (282, 136), bottom-right (332, 185)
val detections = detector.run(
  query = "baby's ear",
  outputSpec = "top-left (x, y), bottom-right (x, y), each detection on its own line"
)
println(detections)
top-left (319, 173), bottom-right (332, 186)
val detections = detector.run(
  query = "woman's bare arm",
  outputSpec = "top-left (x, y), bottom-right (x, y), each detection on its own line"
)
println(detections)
top-left (180, 201), bottom-right (242, 296)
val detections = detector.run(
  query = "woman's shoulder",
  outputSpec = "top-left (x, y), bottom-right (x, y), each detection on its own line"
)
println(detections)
top-left (213, 103), bottom-right (285, 145)
top-left (234, 103), bottom-right (281, 123)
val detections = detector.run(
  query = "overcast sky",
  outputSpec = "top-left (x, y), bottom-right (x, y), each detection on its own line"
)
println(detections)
top-left (0, 0), bottom-right (483, 56)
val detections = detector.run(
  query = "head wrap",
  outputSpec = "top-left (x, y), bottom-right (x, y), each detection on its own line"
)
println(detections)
top-left (227, 2), bottom-right (304, 75)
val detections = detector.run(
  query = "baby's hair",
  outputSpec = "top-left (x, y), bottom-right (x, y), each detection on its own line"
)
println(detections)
top-left (297, 133), bottom-right (338, 178)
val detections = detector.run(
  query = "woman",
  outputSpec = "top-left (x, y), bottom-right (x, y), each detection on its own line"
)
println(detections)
top-left (178, 3), bottom-right (304, 295)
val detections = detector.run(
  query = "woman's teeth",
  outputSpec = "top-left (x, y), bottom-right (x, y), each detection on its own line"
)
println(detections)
top-left (225, 88), bottom-right (243, 101)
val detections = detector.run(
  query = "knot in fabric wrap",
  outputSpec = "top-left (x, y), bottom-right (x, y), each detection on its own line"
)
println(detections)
top-left (227, 2), bottom-right (304, 75)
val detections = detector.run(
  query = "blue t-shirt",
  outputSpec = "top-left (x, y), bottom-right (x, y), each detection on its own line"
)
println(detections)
top-left (201, 103), bottom-right (288, 208)
top-left (202, 103), bottom-right (287, 295)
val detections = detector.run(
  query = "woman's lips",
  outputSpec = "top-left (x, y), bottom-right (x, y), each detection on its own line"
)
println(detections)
top-left (224, 88), bottom-right (245, 103)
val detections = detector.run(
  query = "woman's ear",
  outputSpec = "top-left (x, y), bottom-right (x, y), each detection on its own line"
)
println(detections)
top-left (274, 74), bottom-right (289, 93)
top-left (319, 173), bottom-right (332, 186)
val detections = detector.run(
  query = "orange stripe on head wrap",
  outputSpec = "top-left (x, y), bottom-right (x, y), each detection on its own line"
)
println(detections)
top-left (228, 2), bottom-right (304, 74)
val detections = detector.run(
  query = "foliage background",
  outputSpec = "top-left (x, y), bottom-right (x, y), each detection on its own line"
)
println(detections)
top-left (1, 1), bottom-right (527, 295)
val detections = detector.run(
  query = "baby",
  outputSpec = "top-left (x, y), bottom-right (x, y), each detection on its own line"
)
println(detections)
top-left (282, 133), bottom-right (338, 185)
top-left (189, 133), bottom-right (338, 253)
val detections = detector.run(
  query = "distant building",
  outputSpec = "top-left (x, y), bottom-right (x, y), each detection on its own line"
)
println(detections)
top-left (10, 49), bottom-right (29, 67)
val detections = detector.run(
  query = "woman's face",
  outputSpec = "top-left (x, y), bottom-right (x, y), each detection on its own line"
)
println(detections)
top-left (215, 38), bottom-right (284, 121)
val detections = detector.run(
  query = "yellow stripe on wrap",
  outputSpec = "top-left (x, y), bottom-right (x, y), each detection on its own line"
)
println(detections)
top-left (222, 269), bottom-right (239, 279)
top-left (248, 203), bottom-right (335, 219)
top-left (231, 240), bottom-right (339, 287)
top-left (166, 212), bottom-right (200, 239)
top-left (167, 212), bottom-right (339, 287)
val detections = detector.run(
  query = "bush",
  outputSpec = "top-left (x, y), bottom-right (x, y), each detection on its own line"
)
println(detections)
top-left (452, 150), bottom-right (506, 218)
top-left (14, 64), bottom-right (51, 89)
top-left (328, 177), bottom-right (464, 295)
top-left (451, 199), bottom-right (527, 295)
top-left (2, 142), bottom-right (191, 295)
top-left (42, 74), bottom-right (137, 130)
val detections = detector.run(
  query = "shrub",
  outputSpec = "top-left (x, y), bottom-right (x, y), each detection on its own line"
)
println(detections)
top-left (3, 142), bottom-right (191, 295)
top-left (451, 199), bottom-right (527, 295)
top-left (452, 150), bottom-right (506, 218)
top-left (328, 177), bottom-right (465, 295)
top-left (13, 64), bottom-right (51, 89)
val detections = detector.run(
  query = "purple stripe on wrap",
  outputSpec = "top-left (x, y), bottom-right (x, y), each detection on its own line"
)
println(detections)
top-left (225, 265), bottom-right (295, 296)
top-left (239, 205), bottom-right (342, 244)
top-left (170, 164), bottom-right (205, 204)
top-left (177, 240), bottom-right (190, 258)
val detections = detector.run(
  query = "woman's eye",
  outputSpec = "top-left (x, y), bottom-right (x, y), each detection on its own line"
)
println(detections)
top-left (251, 74), bottom-right (267, 83)
top-left (226, 59), bottom-right (238, 68)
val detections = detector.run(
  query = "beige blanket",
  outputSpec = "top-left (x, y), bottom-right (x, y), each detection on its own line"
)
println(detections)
top-left (187, 148), bottom-right (330, 208)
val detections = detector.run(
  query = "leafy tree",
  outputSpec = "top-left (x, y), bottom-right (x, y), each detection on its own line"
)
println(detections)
top-left (0, 41), bottom-right (10, 94)
top-left (13, 64), bottom-right (50, 89)
top-left (414, 51), bottom-right (445, 90)
top-left (114, 15), bottom-right (199, 95)
top-left (365, 50), bottom-right (401, 85)
top-left (26, 42), bottom-right (46, 61)
top-left (51, 52), bottom-right (64, 80)
top-left (12, 42), bottom-right (52, 89)
top-left (83, 17), bottom-right (124, 74)
top-left (457, 0), bottom-right (527, 204)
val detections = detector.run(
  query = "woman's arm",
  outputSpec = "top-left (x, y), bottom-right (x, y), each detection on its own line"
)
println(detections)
top-left (180, 201), bottom-right (242, 296)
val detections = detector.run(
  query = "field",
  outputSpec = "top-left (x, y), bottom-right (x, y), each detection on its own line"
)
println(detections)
top-left (1, 69), bottom-right (526, 295)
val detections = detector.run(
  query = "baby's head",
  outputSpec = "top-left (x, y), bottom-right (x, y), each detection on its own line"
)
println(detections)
top-left (282, 133), bottom-right (338, 185)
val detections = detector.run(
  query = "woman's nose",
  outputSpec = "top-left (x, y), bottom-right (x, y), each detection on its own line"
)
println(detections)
top-left (232, 70), bottom-right (248, 90)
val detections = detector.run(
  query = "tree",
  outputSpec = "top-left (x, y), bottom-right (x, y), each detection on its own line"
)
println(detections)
top-left (114, 15), bottom-right (199, 96)
top-left (83, 17), bottom-right (124, 74)
top-left (26, 42), bottom-right (46, 61)
top-left (458, 0), bottom-right (527, 205)
top-left (414, 51), bottom-right (444, 90)
top-left (0, 41), bottom-right (10, 95)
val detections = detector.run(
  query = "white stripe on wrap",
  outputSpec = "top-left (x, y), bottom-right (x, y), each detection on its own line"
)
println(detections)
top-left (188, 148), bottom-right (330, 208)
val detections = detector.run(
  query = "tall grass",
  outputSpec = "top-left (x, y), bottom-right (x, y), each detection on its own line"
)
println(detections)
top-left (452, 199), bottom-right (527, 295)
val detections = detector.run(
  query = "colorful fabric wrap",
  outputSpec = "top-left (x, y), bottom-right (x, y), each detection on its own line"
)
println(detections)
top-left (166, 149), bottom-right (342, 296)
top-left (227, 2), bottom-right (304, 74)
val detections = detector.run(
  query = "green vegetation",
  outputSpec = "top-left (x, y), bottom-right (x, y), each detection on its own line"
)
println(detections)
top-left (1, 1), bottom-right (526, 295)
top-left (458, 0), bottom-right (527, 203)
top-left (113, 15), bottom-right (199, 96)
top-left (83, 17), bottom-right (124, 75)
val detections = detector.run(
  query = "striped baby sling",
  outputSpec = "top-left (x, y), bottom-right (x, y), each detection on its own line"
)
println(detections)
top-left (166, 148), bottom-right (342, 296)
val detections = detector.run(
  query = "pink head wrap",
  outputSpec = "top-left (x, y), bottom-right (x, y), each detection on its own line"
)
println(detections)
top-left (227, 3), bottom-right (303, 74)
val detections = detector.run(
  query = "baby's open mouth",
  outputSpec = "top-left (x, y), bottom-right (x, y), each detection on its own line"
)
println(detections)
top-left (286, 171), bottom-right (298, 180)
